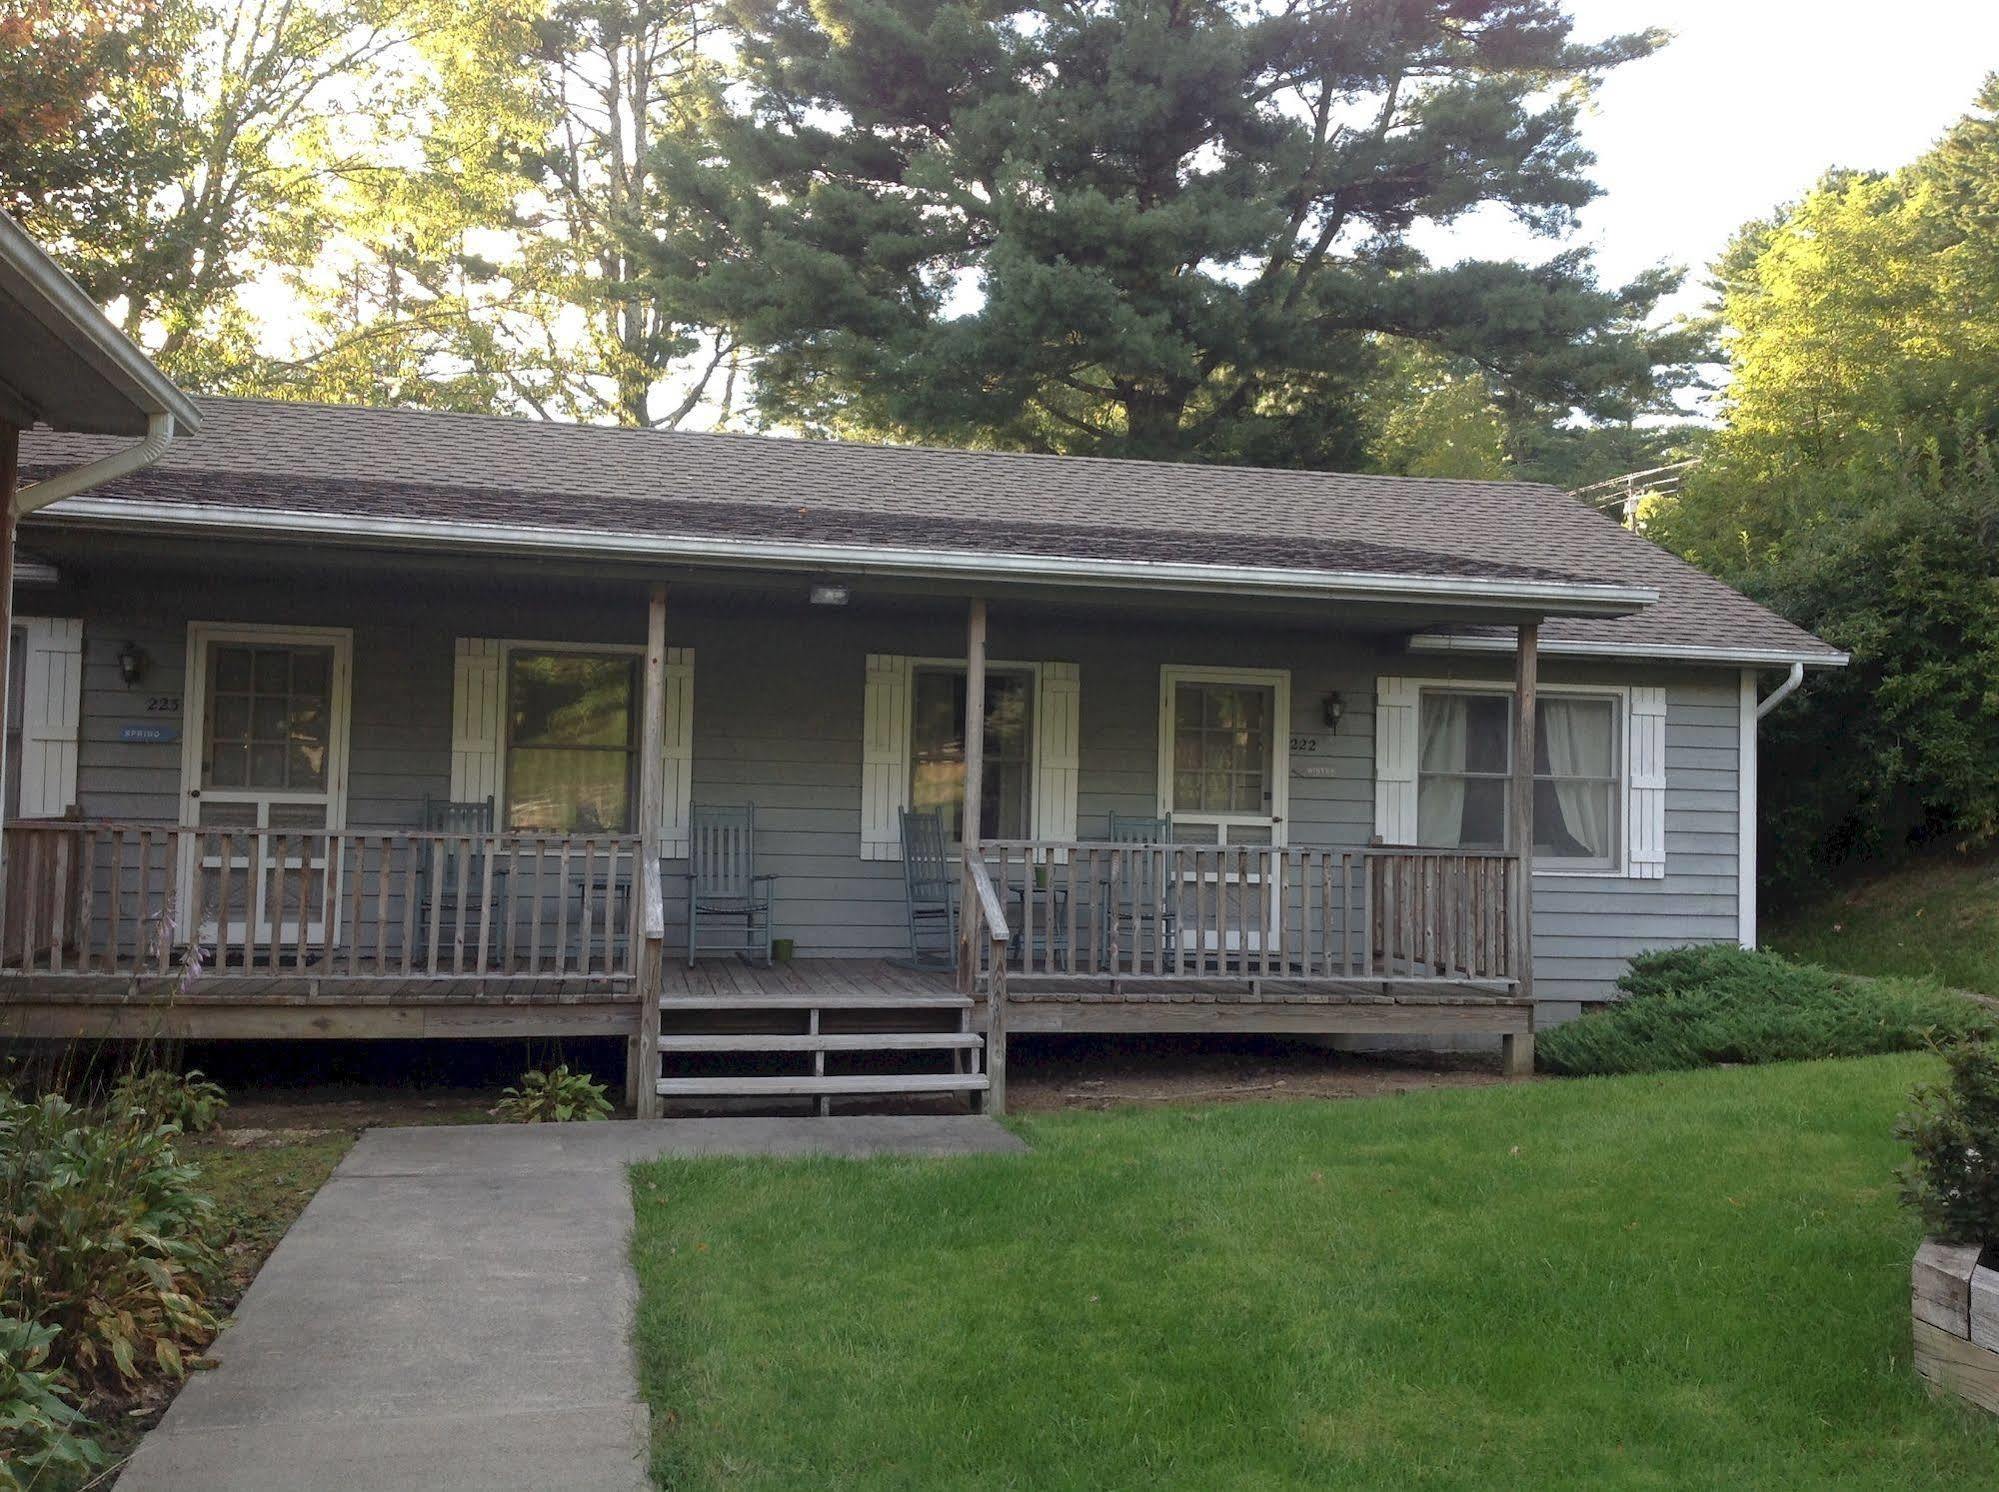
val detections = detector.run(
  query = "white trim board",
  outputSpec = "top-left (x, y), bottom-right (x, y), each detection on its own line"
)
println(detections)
top-left (1738, 668), bottom-right (1758, 948)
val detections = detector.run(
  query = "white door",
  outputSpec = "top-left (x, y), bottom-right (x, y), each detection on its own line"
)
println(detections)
top-left (1159, 668), bottom-right (1291, 952)
top-left (178, 626), bottom-right (352, 953)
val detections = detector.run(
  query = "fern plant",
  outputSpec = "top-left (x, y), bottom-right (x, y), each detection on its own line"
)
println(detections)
top-left (493, 1065), bottom-right (612, 1123)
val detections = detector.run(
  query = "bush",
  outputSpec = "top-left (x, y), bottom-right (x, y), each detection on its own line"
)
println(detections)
top-left (492, 1065), bottom-right (612, 1123)
top-left (0, 1093), bottom-right (224, 1391)
top-left (0, 1315), bottom-right (105, 1492)
top-left (1537, 944), bottom-right (1991, 1077)
top-left (109, 1066), bottom-right (229, 1135)
top-left (1898, 1041), bottom-right (1999, 1246)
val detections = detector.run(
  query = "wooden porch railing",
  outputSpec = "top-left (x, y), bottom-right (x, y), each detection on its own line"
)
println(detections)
top-left (959, 847), bottom-right (1011, 1110)
top-left (972, 841), bottom-right (1521, 987)
top-left (1, 821), bottom-right (645, 983)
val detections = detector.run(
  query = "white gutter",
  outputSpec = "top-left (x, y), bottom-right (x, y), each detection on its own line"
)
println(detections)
top-left (33, 495), bottom-right (1661, 615)
top-left (1754, 661), bottom-right (1806, 718)
top-left (1408, 631), bottom-right (1848, 670)
top-left (15, 412), bottom-right (175, 514)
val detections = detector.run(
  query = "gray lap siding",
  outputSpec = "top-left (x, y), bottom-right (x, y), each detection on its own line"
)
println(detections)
top-left (50, 571), bottom-right (1743, 1009)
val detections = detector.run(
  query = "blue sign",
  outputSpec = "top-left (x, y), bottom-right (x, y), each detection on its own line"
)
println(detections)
top-left (119, 722), bottom-right (179, 744)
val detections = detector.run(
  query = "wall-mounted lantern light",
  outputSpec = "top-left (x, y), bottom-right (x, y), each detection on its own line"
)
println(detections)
top-left (117, 641), bottom-right (149, 686)
top-left (1321, 691), bottom-right (1344, 729)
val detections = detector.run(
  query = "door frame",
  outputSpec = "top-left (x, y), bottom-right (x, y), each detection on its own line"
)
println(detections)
top-left (177, 623), bottom-right (355, 945)
top-left (1156, 665), bottom-right (1292, 951)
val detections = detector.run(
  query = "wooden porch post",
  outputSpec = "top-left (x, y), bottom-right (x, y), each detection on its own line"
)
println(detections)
top-left (961, 597), bottom-right (995, 1101)
top-left (1505, 619), bottom-right (1538, 1077)
top-left (632, 581), bottom-right (668, 1119)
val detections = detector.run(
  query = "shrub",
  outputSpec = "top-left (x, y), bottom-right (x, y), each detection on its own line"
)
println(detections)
top-left (0, 1315), bottom-right (105, 1492)
top-left (0, 1093), bottom-right (224, 1391)
top-left (1898, 1041), bottom-right (1999, 1246)
top-left (108, 1066), bottom-right (229, 1135)
top-left (1537, 944), bottom-right (1991, 1077)
top-left (492, 1065), bottom-right (613, 1123)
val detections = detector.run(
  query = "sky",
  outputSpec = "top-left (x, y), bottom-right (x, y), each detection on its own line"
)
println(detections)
top-left (1421, 0), bottom-right (1999, 320)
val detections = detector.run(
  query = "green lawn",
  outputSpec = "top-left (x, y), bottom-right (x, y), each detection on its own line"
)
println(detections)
top-left (1768, 854), bottom-right (1999, 998)
top-left (631, 1056), bottom-right (1999, 1489)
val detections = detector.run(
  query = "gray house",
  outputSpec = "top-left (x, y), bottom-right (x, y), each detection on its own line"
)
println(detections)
top-left (1, 397), bottom-right (1842, 1112)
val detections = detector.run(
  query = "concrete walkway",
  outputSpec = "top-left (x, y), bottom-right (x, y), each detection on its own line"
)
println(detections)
top-left (120, 1116), bottom-right (1024, 1492)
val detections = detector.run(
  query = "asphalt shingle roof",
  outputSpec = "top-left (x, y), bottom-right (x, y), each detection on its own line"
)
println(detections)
top-left (19, 396), bottom-right (1840, 663)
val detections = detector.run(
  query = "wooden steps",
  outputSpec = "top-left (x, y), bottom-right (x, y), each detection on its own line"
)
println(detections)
top-left (657, 1032), bottom-right (983, 1053)
top-left (650, 961), bottom-right (986, 1113)
top-left (654, 1074), bottom-right (989, 1098)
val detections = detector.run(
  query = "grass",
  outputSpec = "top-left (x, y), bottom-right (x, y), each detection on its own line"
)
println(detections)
top-left (631, 1056), bottom-right (1999, 1489)
top-left (1768, 854), bottom-right (1999, 998)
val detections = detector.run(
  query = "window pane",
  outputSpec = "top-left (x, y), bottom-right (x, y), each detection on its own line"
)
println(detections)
top-left (510, 653), bottom-right (635, 748)
top-left (203, 642), bottom-right (334, 792)
top-left (1538, 697), bottom-right (1616, 778)
top-left (214, 647), bottom-right (252, 692)
top-left (1536, 779), bottom-right (1614, 860)
top-left (507, 748), bottom-right (631, 832)
top-left (1171, 682), bottom-right (1274, 816)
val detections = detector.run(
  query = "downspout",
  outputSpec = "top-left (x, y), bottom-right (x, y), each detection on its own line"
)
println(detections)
top-left (1754, 661), bottom-right (1805, 719)
top-left (13, 410), bottom-right (175, 515)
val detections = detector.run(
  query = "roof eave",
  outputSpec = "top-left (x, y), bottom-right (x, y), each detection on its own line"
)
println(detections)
top-left (34, 497), bottom-right (1659, 617)
top-left (1407, 631), bottom-right (1849, 669)
top-left (0, 211), bottom-right (203, 437)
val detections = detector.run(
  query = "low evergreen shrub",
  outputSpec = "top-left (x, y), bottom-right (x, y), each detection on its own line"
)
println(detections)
top-left (1898, 1041), bottom-right (1999, 1246)
top-left (1538, 944), bottom-right (1990, 1076)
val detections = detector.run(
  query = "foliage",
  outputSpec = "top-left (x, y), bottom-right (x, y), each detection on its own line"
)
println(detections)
top-left (0, 1315), bottom-right (105, 1492)
top-left (631, 1054), bottom-right (1999, 1486)
top-left (1898, 1041), bottom-right (1999, 1246)
top-left (109, 1066), bottom-right (229, 1135)
top-left (1535, 945), bottom-right (1990, 1077)
top-left (0, 1093), bottom-right (224, 1392)
top-left (645, 0), bottom-right (1701, 462)
top-left (492, 1064), bottom-right (612, 1123)
top-left (1650, 81), bottom-right (1999, 901)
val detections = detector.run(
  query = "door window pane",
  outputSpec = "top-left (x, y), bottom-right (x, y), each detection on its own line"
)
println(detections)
top-left (1170, 682), bottom-right (1273, 816)
top-left (910, 668), bottom-right (1032, 840)
top-left (204, 644), bottom-right (335, 791)
top-left (505, 651), bottom-right (639, 832)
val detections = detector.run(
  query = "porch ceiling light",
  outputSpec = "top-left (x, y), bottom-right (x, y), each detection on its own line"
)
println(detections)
top-left (809, 582), bottom-right (850, 606)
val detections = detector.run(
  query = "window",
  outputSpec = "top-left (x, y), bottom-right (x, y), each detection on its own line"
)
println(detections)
top-left (1416, 689), bottom-right (1621, 867)
top-left (204, 644), bottom-right (334, 791)
top-left (505, 650), bottom-right (639, 832)
top-left (910, 666), bottom-right (1032, 840)
top-left (1170, 680), bottom-right (1275, 817)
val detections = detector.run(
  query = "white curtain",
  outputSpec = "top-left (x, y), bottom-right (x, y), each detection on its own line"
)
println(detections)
top-left (1417, 694), bottom-right (1468, 846)
top-left (1542, 698), bottom-right (1613, 858)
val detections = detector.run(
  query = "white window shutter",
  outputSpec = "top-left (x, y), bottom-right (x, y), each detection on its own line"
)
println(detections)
top-left (17, 618), bottom-right (82, 818)
top-left (1374, 676), bottom-right (1420, 844)
top-left (449, 638), bottom-right (503, 804)
top-left (1032, 662), bottom-right (1080, 851)
top-left (860, 654), bottom-right (912, 861)
top-left (1627, 686), bottom-right (1668, 879)
top-left (659, 648), bottom-right (694, 857)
